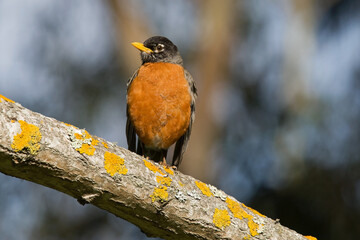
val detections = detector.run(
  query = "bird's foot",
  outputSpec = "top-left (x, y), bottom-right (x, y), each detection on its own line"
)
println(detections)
top-left (161, 157), bottom-right (167, 166)
top-left (160, 157), bottom-right (177, 170)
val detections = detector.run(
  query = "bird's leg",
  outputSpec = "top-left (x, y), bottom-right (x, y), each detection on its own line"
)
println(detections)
top-left (161, 157), bottom-right (167, 166)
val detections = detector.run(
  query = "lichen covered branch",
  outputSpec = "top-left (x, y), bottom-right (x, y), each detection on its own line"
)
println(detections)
top-left (0, 94), bottom-right (313, 240)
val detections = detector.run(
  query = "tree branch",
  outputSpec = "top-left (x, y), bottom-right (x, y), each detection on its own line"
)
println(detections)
top-left (0, 95), bottom-right (313, 240)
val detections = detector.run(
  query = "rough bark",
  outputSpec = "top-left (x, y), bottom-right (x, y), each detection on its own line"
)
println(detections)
top-left (0, 95), bottom-right (313, 240)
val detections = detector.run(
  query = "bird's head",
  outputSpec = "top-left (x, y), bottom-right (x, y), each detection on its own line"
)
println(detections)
top-left (131, 36), bottom-right (183, 65)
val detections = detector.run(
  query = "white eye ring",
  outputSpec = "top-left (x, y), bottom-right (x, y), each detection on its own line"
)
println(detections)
top-left (155, 44), bottom-right (165, 52)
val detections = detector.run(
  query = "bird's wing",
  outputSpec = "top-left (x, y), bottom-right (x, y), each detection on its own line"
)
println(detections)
top-left (126, 69), bottom-right (139, 152)
top-left (172, 69), bottom-right (197, 167)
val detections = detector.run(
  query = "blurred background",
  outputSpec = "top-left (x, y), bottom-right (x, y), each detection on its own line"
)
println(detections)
top-left (1, 0), bottom-right (360, 239)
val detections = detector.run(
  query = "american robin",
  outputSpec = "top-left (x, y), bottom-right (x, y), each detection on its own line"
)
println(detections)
top-left (126, 36), bottom-right (197, 168)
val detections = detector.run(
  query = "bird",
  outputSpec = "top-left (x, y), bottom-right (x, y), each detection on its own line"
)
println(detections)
top-left (126, 36), bottom-right (197, 168)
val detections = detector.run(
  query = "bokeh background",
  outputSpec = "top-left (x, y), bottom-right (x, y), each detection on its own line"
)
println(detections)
top-left (1, 0), bottom-right (360, 239)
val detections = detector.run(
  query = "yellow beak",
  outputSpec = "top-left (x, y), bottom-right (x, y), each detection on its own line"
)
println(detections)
top-left (131, 42), bottom-right (153, 54)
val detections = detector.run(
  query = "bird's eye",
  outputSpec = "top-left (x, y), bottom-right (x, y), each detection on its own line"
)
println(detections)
top-left (155, 44), bottom-right (164, 52)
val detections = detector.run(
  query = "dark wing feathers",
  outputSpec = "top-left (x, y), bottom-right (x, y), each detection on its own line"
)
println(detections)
top-left (126, 69), bottom-right (139, 153)
top-left (172, 69), bottom-right (197, 167)
top-left (126, 107), bottom-right (136, 152)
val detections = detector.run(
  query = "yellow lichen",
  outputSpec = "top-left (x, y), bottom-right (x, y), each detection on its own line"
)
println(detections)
top-left (213, 208), bottom-right (231, 229)
top-left (248, 218), bottom-right (260, 236)
top-left (102, 141), bottom-right (109, 148)
top-left (227, 197), bottom-right (250, 219)
top-left (63, 122), bottom-right (77, 128)
top-left (11, 120), bottom-right (42, 154)
top-left (178, 181), bottom-right (184, 187)
top-left (92, 138), bottom-right (99, 146)
top-left (0, 94), bottom-right (15, 103)
top-left (150, 186), bottom-right (168, 202)
top-left (305, 236), bottom-right (317, 240)
top-left (226, 197), bottom-right (261, 237)
top-left (74, 130), bottom-right (98, 156)
top-left (156, 176), bottom-right (172, 186)
top-left (143, 159), bottom-right (165, 175)
top-left (74, 133), bottom-right (83, 139)
top-left (195, 181), bottom-right (213, 197)
top-left (104, 151), bottom-right (128, 176)
top-left (164, 166), bottom-right (174, 175)
top-left (77, 144), bottom-right (96, 155)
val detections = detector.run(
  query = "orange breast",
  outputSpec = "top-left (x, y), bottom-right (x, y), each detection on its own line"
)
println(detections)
top-left (127, 62), bottom-right (191, 149)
